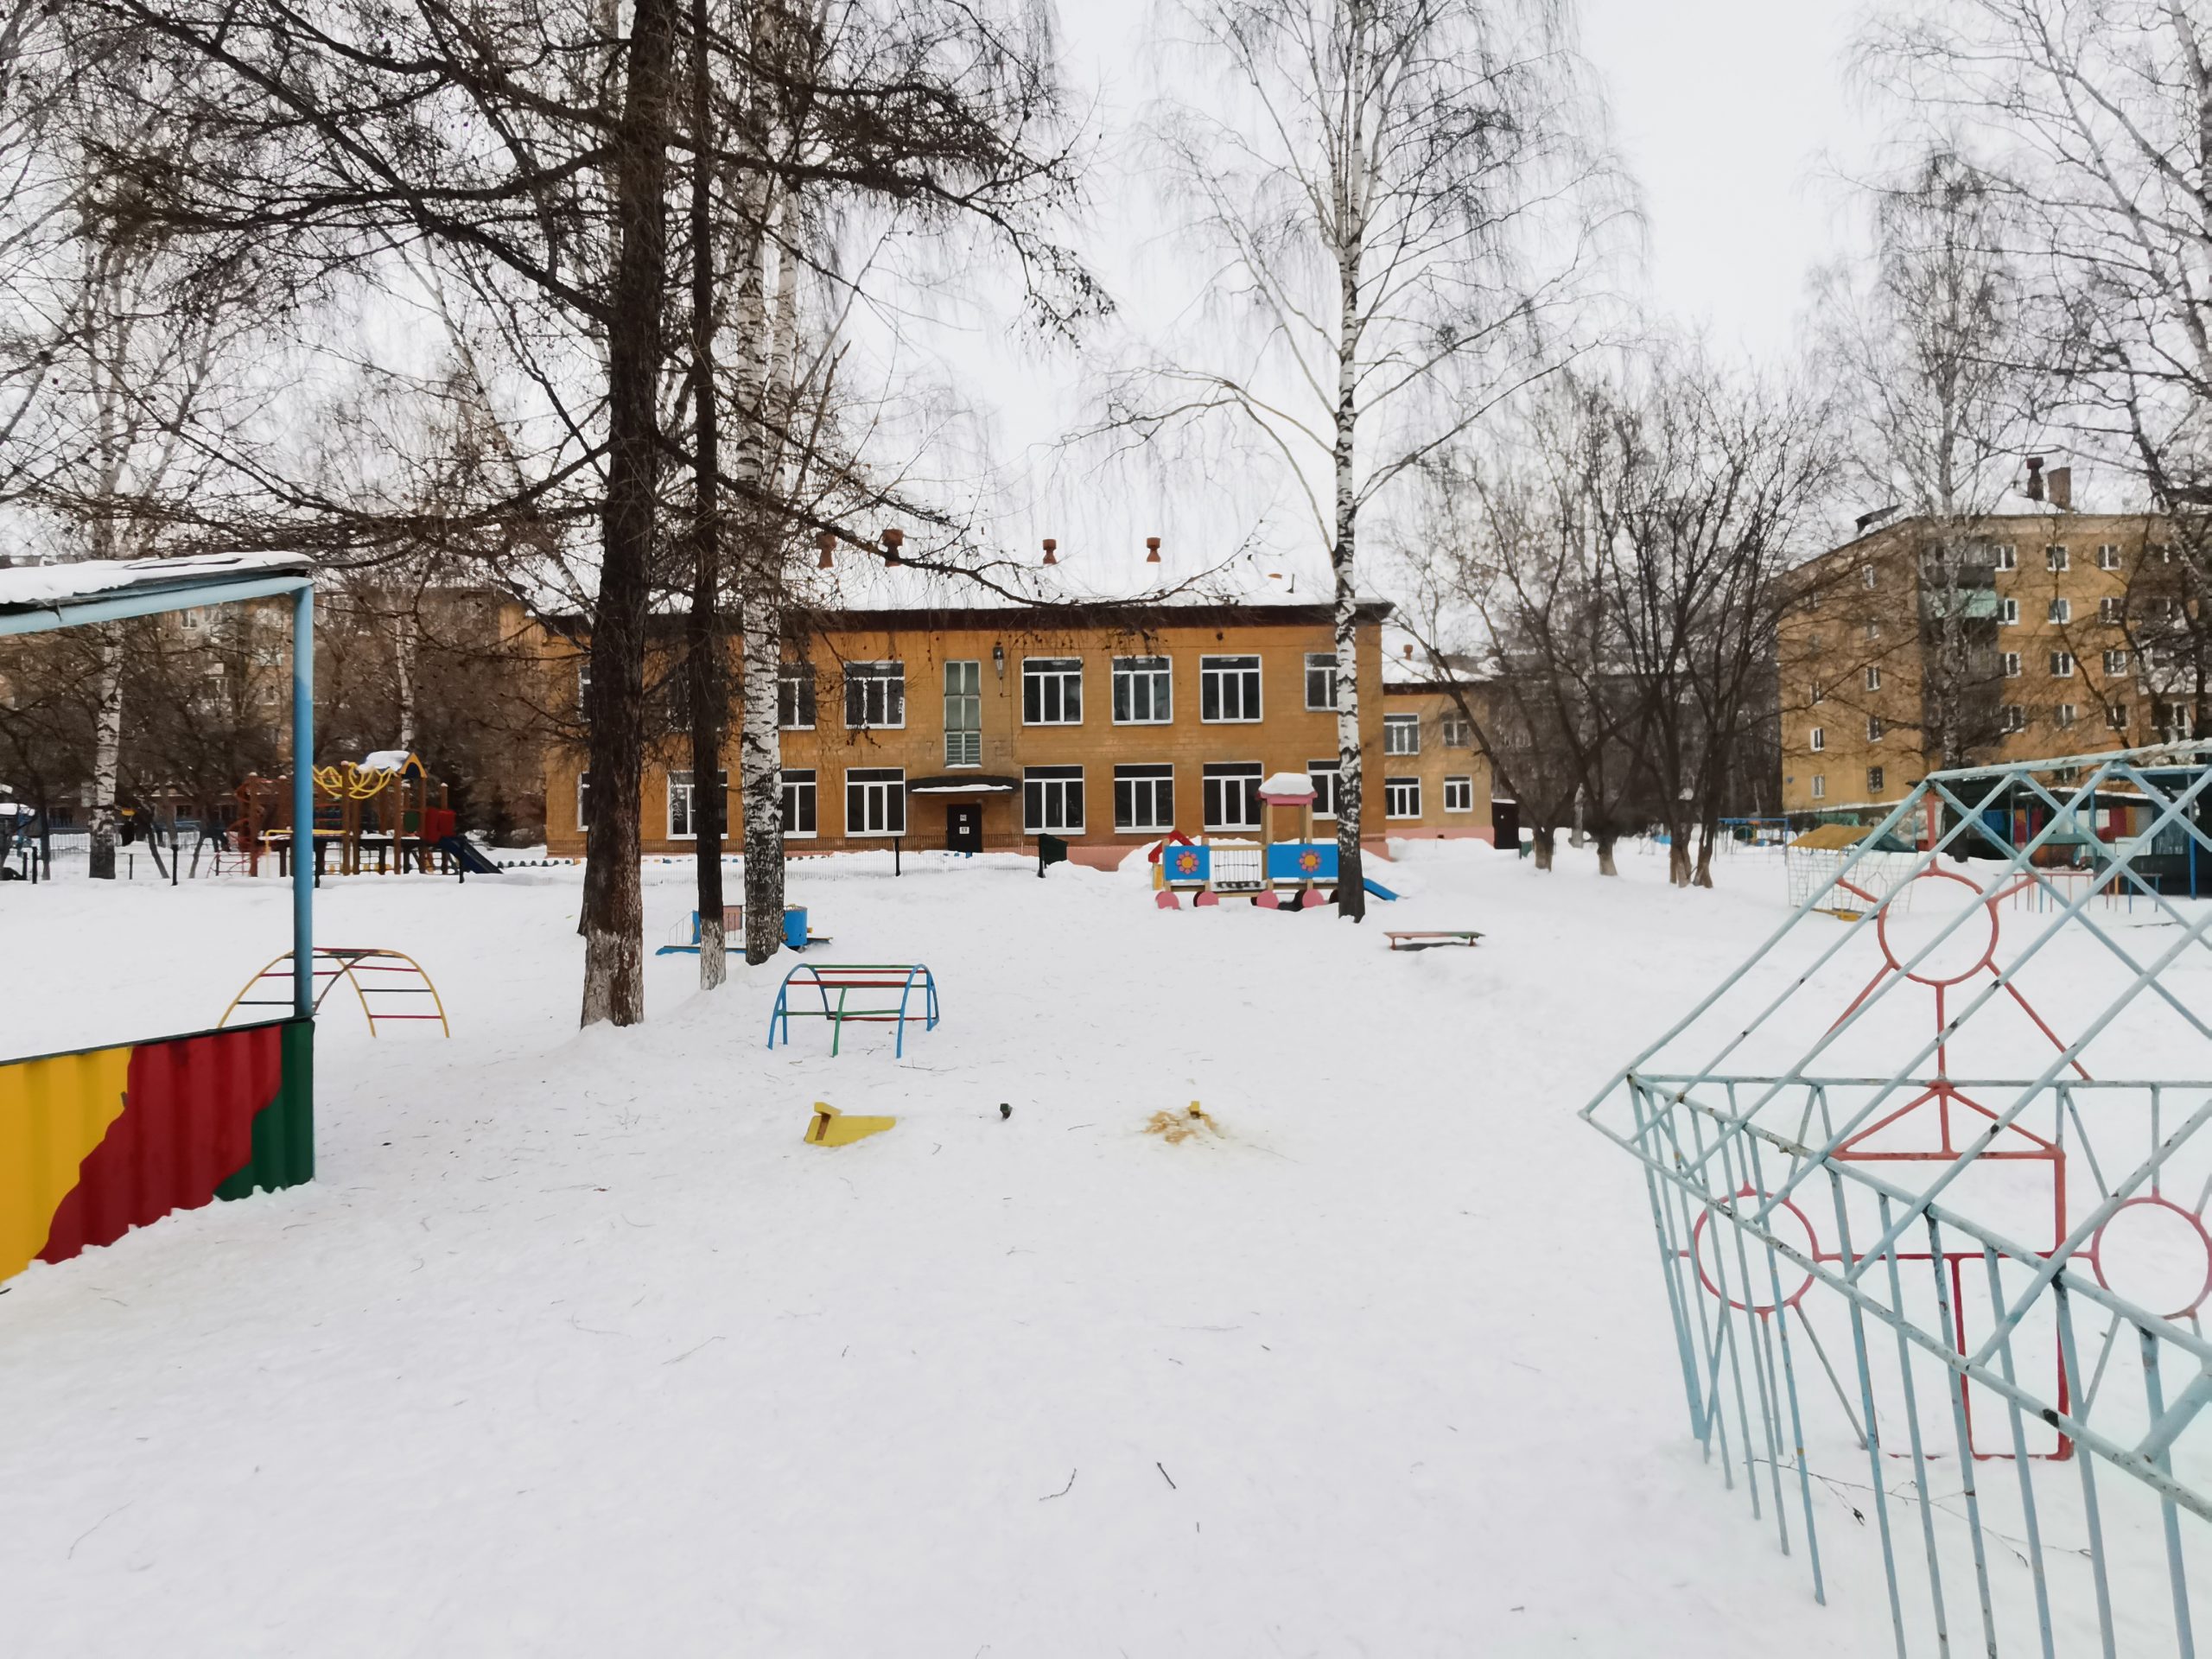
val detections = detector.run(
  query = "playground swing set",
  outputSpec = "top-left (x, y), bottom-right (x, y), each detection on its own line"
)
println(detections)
top-left (1150, 772), bottom-right (1398, 909)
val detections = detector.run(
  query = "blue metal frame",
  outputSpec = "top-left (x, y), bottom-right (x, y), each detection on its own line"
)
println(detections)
top-left (767, 962), bottom-right (939, 1058)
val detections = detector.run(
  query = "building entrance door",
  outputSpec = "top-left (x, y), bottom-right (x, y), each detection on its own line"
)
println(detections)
top-left (946, 802), bottom-right (982, 855)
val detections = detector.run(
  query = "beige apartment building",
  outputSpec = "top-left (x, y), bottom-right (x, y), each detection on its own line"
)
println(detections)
top-left (542, 599), bottom-right (1498, 863)
top-left (1778, 510), bottom-right (2202, 813)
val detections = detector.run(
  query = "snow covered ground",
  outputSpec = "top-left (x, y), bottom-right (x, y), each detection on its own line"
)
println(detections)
top-left (0, 841), bottom-right (2120, 1655)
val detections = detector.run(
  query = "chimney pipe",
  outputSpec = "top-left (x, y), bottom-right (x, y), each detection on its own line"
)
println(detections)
top-left (1144, 537), bottom-right (1161, 563)
top-left (1042, 537), bottom-right (1057, 566)
top-left (880, 527), bottom-right (903, 565)
top-left (2048, 466), bottom-right (2073, 511)
top-left (2024, 455), bottom-right (2045, 502)
top-left (816, 531), bottom-right (835, 569)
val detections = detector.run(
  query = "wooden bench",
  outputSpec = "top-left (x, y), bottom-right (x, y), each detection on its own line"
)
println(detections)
top-left (1386, 930), bottom-right (1483, 951)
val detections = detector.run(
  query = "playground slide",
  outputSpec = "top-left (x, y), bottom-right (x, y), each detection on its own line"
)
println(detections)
top-left (436, 835), bottom-right (502, 875)
top-left (1361, 876), bottom-right (1400, 901)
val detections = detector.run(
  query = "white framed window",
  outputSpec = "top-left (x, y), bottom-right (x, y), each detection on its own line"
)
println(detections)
top-left (2002, 651), bottom-right (2022, 678)
top-left (180, 607), bottom-right (204, 631)
top-left (1441, 715), bottom-right (1472, 747)
top-left (1442, 776), bottom-right (1474, 813)
top-left (665, 769), bottom-right (728, 840)
top-left (1023, 765), bottom-right (1084, 833)
top-left (2050, 650), bottom-right (2075, 678)
top-left (1811, 774), bottom-right (1827, 800)
top-left (843, 662), bottom-right (906, 729)
top-left (1383, 712), bottom-right (1421, 754)
top-left (576, 772), bottom-right (592, 830)
top-left (944, 660), bottom-right (982, 766)
top-left (844, 767), bottom-right (906, 836)
top-left (1022, 657), bottom-right (1083, 725)
top-left (1866, 714), bottom-right (1884, 741)
top-left (2107, 703), bottom-right (2129, 732)
top-left (577, 660), bottom-right (592, 708)
top-left (1994, 543), bottom-right (2018, 570)
top-left (2056, 702), bottom-right (2078, 729)
top-left (1865, 665), bottom-right (1882, 691)
top-left (780, 769), bottom-right (817, 838)
top-left (2097, 543), bottom-right (2123, 570)
top-left (1809, 680), bottom-right (1825, 704)
top-left (1867, 766), bottom-right (1885, 795)
top-left (1862, 564), bottom-right (1878, 588)
top-left (1202, 762), bottom-right (1262, 830)
top-left (1112, 655), bottom-right (1171, 724)
top-left (2104, 648), bottom-right (2129, 676)
top-left (779, 667), bottom-right (816, 730)
top-left (1307, 760), bottom-right (1340, 820)
top-left (2101, 596), bottom-right (2123, 625)
top-left (2000, 704), bottom-right (2024, 734)
top-left (1113, 763), bottom-right (1174, 831)
top-left (2000, 597), bottom-right (2019, 626)
top-left (1199, 655), bottom-right (1262, 721)
top-left (1304, 652), bottom-right (1338, 711)
top-left (1866, 620), bottom-right (1881, 639)
top-left (1383, 776), bottom-right (1421, 819)
top-left (2047, 544), bottom-right (2069, 572)
top-left (2048, 598), bottom-right (2071, 624)
top-left (1809, 727), bottom-right (1826, 752)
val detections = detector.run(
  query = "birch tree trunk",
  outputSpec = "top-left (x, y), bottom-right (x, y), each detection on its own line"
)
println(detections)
top-left (393, 607), bottom-right (417, 753)
top-left (580, 0), bottom-right (678, 1028)
top-left (733, 170), bottom-right (782, 968)
top-left (686, 0), bottom-right (728, 990)
top-left (1331, 54), bottom-right (1368, 925)
top-left (87, 623), bottom-right (124, 880)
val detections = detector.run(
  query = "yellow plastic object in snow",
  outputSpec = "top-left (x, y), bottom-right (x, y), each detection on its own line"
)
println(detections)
top-left (805, 1103), bottom-right (895, 1147)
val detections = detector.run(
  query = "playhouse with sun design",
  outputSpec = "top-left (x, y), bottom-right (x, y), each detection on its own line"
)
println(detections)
top-left (1151, 771), bottom-right (1341, 909)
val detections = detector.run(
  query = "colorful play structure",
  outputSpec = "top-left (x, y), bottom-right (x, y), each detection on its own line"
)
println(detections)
top-left (1150, 772), bottom-right (1397, 908)
top-left (767, 962), bottom-right (940, 1058)
top-left (235, 751), bottom-right (499, 877)
top-left (0, 553), bottom-right (317, 1287)
top-left (658, 904), bottom-right (820, 956)
top-left (219, 947), bottom-right (450, 1038)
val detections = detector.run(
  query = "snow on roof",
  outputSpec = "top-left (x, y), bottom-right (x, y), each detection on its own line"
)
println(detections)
top-left (1259, 771), bottom-right (1316, 800)
top-left (0, 552), bottom-right (311, 613)
top-left (359, 751), bottom-right (415, 773)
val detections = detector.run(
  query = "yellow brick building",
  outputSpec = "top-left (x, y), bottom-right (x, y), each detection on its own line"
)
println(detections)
top-left (1778, 512), bottom-right (2194, 812)
top-left (541, 600), bottom-right (1496, 862)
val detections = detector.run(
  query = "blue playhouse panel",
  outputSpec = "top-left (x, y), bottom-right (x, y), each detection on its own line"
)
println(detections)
top-left (1161, 844), bottom-right (1210, 885)
top-left (1268, 842), bottom-right (1338, 882)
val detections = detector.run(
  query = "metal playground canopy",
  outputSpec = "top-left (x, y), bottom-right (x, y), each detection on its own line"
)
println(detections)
top-left (1584, 742), bottom-right (2212, 1657)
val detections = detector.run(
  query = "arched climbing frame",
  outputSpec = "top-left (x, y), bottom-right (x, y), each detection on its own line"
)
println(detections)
top-left (219, 947), bottom-right (451, 1038)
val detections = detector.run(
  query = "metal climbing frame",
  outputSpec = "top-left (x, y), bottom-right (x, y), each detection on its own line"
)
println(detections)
top-left (766, 962), bottom-right (938, 1058)
top-left (219, 946), bottom-right (450, 1037)
top-left (1584, 743), bottom-right (2212, 1657)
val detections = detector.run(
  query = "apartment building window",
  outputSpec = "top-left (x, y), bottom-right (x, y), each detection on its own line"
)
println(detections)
top-left (2047, 544), bottom-right (2069, 571)
top-left (1023, 765), bottom-right (1084, 833)
top-left (2107, 704), bottom-right (2130, 732)
top-left (1811, 775), bottom-right (1827, 800)
top-left (2104, 648), bottom-right (2129, 677)
top-left (1994, 543), bottom-right (2017, 570)
top-left (1867, 766), bottom-right (1885, 796)
top-left (2152, 543), bottom-right (2175, 564)
top-left (666, 769), bottom-right (728, 840)
top-left (2050, 651), bottom-right (2075, 677)
top-left (780, 770), bottom-right (817, 837)
top-left (1862, 564), bottom-right (1878, 588)
top-left (576, 772), bottom-right (592, 830)
top-left (2002, 652), bottom-right (2022, 678)
top-left (1866, 714), bottom-right (1884, 741)
top-left (944, 661), bottom-right (982, 766)
top-left (1383, 712), bottom-right (1421, 754)
top-left (1200, 656), bottom-right (1262, 721)
top-left (1810, 679), bottom-right (1826, 704)
top-left (1113, 656), bottom-right (1172, 723)
top-left (1308, 760), bottom-right (1340, 819)
top-left (2056, 702), bottom-right (2078, 729)
top-left (1865, 665), bottom-right (1882, 691)
top-left (1441, 715), bottom-right (1472, 747)
top-left (1383, 777), bottom-right (1421, 818)
top-left (2000, 597), bottom-right (2019, 626)
top-left (1866, 620), bottom-right (1881, 639)
top-left (1202, 762), bottom-right (1262, 830)
top-left (2101, 596), bottom-right (2123, 625)
top-left (2097, 543), bottom-right (2123, 570)
top-left (1022, 658), bottom-right (1083, 725)
top-left (779, 666), bottom-right (816, 730)
top-left (2000, 704), bottom-right (2024, 734)
top-left (2048, 598), bottom-right (2071, 625)
top-left (576, 660), bottom-right (592, 709)
top-left (1114, 764), bottom-right (1174, 831)
top-left (1304, 652), bottom-right (1338, 711)
top-left (844, 767), bottom-right (906, 836)
top-left (1442, 776), bottom-right (1475, 813)
top-left (1810, 727), bottom-right (1826, 752)
top-left (844, 662), bottom-right (906, 729)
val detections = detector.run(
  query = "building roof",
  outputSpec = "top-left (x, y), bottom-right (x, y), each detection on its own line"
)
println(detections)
top-left (542, 595), bottom-right (1395, 640)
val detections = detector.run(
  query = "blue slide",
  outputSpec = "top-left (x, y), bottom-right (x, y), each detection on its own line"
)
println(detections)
top-left (437, 835), bottom-right (502, 875)
top-left (1362, 876), bottom-right (1400, 901)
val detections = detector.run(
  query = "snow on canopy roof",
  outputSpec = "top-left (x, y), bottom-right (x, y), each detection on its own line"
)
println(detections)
top-left (0, 552), bottom-right (311, 613)
top-left (1259, 771), bottom-right (1316, 800)
top-left (359, 751), bottom-right (417, 773)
